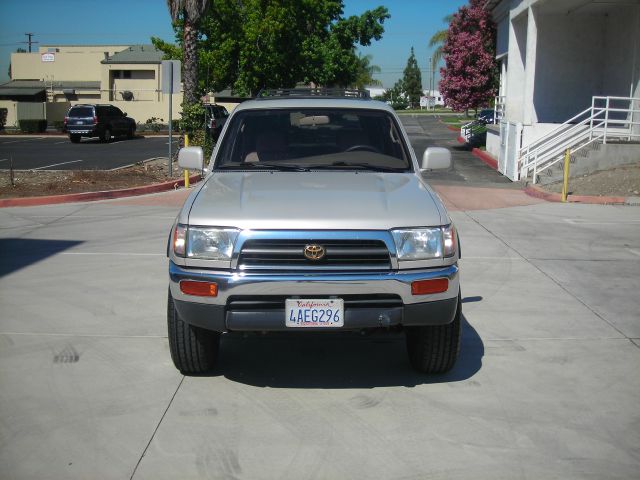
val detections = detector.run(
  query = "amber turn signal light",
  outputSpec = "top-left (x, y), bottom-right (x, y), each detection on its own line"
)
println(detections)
top-left (411, 278), bottom-right (448, 295)
top-left (180, 280), bottom-right (218, 297)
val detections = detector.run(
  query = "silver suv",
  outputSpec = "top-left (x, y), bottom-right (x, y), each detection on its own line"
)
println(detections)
top-left (168, 89), bottom-right (461, 374)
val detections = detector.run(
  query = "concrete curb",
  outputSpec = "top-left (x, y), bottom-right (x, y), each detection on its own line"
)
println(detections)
top-left (0, 174), bottom-right (202, 208)
top-left (524, 184), bottom-right (639, 205)
top-left (471, 148), bottom-right (498, 170)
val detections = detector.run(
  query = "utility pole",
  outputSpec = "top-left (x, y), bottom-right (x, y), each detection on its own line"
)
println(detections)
top-left (431, 58), bottom-right (436, 110)
top-left (25, 33), bottom-right (37, 52)
top-left (428, 57), bottom-right (433, 104)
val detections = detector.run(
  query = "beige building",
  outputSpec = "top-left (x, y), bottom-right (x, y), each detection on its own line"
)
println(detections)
top-left (0, 44), bottom-right (182, 129)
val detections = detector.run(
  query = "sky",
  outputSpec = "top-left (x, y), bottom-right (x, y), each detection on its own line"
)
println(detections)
top-left (0, 0), bottom-right (468, 88)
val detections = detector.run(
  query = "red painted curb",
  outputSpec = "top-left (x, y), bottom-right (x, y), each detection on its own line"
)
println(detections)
top-left (471, 148), bottom-right (498, 170)
top-left (457, 136), bottom-right (465, 144)
top-left (524, 185), bottom-right (627, 205)
top-left (0, 174), bottom-right (202, 208)
top-left (446, 125), bottom-right (459, 132)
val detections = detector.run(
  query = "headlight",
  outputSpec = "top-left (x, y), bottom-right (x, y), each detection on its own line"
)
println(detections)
top-left (173, 226), bottom-right (239, 260)
top-left (392, 225), bottom-right (456, 260)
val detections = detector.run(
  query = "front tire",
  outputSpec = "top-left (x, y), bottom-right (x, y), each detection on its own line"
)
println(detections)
top-left (127, 125), bottom-right (135, 139)
top-left (405, 293), bottom-right (461, 373)
top-left (168, 291), bottom-right (220, 374)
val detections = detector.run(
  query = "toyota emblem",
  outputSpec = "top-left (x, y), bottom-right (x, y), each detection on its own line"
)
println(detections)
top-left (303, 244), bottom-right (325, 261)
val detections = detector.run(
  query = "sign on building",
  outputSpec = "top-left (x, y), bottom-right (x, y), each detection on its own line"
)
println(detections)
top-left (41, 53), bottom-right (55, 62)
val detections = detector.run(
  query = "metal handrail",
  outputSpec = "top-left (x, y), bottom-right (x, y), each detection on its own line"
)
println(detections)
top-left (519, 96), bottom-right (640, 183)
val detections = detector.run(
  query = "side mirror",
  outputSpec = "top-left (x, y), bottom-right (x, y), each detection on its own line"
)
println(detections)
top-left (178, 146), bottom-right (204, 171)
top-left (123, 112), bottom-right (127, 117)
top-left (421, 147), bottom-right (451, 170)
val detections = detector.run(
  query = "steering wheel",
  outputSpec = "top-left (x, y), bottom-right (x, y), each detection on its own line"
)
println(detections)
top-left (345, 144), bottom-right (380, 153)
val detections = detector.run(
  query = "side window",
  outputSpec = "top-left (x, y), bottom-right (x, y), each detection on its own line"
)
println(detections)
top-left (112, 106), bottom-right (124, 116)
top-left (96, 106), bottom-right (107, 117)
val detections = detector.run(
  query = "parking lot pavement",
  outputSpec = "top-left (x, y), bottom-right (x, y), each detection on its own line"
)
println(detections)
top-left (1, 195), bottom-right (639, 479)
top-left (0, 135), bottom-right (178, 171)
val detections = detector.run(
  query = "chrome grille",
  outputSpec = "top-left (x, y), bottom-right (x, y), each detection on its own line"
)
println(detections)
top-left (237, 239), bottom-right (391, 271)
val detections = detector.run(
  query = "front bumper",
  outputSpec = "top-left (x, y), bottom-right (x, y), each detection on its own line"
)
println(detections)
top-left (169, 261), bottom-right (460, 332)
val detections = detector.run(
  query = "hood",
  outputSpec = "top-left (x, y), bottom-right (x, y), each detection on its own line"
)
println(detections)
top-left (186, 171), bottom-right (444, 230)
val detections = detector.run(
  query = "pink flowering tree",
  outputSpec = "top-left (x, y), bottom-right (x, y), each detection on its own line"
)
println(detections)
top-left (439, 0), bottom-right (498, 114)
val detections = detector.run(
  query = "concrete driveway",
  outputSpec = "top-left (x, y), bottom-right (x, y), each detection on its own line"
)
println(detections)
top-left (1, 188), bottom-right (639, 479)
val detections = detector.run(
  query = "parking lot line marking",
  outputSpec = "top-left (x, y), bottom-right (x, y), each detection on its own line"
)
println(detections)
top-left (0, 159), bottom-right (9, 163)
top-left (54, 141), bottom-right (68, 145)
top-left (33, 159), bottom-right (84, 170)
top-left (564, 218), bottom-right (640, 225)
top-left (627, 248), bottom-right (640, 257)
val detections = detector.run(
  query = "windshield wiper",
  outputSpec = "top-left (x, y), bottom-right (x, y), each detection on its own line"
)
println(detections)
top-left (216, 162), bottom-right (309, 171)
top-left (310, 161), bottom-right (406, 172)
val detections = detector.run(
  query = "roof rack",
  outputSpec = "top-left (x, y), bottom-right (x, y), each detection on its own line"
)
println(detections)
top-left (256, 88), bottom-right (370, 100)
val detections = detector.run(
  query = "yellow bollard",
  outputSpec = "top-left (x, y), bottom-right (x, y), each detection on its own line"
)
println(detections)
top-left (561, 148), bottom-right (570, 203)
top-left (184, 134), bottom-right (190, 189)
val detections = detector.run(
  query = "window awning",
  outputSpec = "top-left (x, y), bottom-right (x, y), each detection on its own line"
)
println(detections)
top-left (0, 87), bottom-right (46, 97)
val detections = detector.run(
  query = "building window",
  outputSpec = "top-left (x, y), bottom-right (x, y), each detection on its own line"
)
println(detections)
top-left (123, 70), bottom-right (131, 79)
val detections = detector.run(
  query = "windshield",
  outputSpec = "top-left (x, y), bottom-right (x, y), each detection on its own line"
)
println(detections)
top-left (214, 108), bottom-right (412, 172)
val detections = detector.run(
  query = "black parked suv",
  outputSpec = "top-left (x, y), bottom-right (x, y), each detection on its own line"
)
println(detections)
top-left (204, 104), bottom-right (229, 140)
top-left (65, 104), bottom-right (136, 143)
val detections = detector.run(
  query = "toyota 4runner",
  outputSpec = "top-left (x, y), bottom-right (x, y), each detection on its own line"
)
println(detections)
top-left (168, 89), bottom-right (461, 374)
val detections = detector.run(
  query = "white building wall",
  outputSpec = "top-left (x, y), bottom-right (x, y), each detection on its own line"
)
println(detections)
top-left (533, 14), bottom-right (604, 123)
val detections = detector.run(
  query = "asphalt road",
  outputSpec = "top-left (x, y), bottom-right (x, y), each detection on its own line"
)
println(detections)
top-left (1, 194), bottom-right (639, 479)
top-left (0, 135), bottom-right (178, 171)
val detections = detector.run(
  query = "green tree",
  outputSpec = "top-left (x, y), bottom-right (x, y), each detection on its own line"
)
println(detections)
top-left (166, 0), bottom-right (211, 104)
top-left (379, 80), bottom-right (408, 110)
top-left (154, 1), bottom-right (389, 96)
top-left (402, 47), bottom-right (422, 108)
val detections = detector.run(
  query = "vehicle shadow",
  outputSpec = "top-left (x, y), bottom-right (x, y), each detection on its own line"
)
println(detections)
top-left (0, 238), bottom-right (83, 277)
top-left (216, 311), bottom-right (484, 389)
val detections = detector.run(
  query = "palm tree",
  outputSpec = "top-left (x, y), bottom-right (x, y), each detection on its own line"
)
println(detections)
top-left (355, 53), bottom-right (382, 90)
top-left (428, 14), bottom-right (454, 76)
top-left (167, 0), bottom-right (210, 104)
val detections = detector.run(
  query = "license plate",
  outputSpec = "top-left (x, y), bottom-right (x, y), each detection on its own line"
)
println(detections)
top-left (75, 121), bottom-right (82, 125)
top-left (285, 298), bottom-right (344, 328)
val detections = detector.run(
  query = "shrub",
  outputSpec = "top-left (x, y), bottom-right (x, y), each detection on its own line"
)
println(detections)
top-left (187, 129), bottom-right (214, 160)
top-left (144, 117), bottom-right (165, 133)
top-left (18, 119), bottom-right (47, 133)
